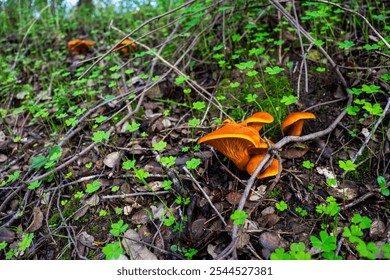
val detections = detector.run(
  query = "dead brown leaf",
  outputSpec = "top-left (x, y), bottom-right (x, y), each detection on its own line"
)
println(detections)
top-left (26, 207), bottom-right (43, 233)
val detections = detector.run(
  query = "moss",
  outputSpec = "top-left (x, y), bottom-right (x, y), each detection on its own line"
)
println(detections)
top-left (345, 149), bottom-right (371, 182)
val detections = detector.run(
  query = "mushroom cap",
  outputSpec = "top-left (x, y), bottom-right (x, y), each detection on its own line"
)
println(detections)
top-left (241, 112), bottom-right (274, 131)
top-left (67, 39), bottom-right (94, 53)
top-left (246, 154), bottom-right (280, 179)
top-left (281, 112), bottom-right (316, 136)
top-left (197, 123), bottom-right (263, 171)
top-left (115, 39), bottom-right (137, 54)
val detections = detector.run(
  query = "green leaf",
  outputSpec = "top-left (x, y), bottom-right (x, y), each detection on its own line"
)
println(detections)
top-left (290, 242), bottom-right (306, 252)
top-left (338, 160), bottom-right (356, 171)
top-left (364, 44), bottom-right (380, 51)
top-left (350, 224), bottom-right (363, 237)
top-left (246, 70), bottom-right (258, 77)
top-left (249, 47), bottom-right (265, 56)
top-left (122, 159), bottom-right (136, 170)
top-left (7, 171), bottom-right (21, 183)
top-left (264, 66), bottom-right (284, 75)
top-left (275, 200), bottom-right (288, 211)
top-left (235, 61), bottom-right (256, 70)
top-left (135, 169), bottom-right (149, 180)
top-left (49, 145), bottom-right (62, 161)
top-left (232, 34), bottom-right (241, 42)
top-left (229, 82), bottom-right (240, 88)
top-left (175, 75), bottom-right (190, 85)
top-left (322, 252), bottom-right (343, 260)
top-left (92, 130), bottom-right (110, 143)
top-left (338, 40), bottom-right (355, 49)
top-left (27, 180), bottom-right (41, 190)
top-left (0, 241), bottom-right (7, 250)
top-left (302, 160), bottom-right (314, 169)
top-left (346, 105), bottom-right (360, 116)
top-left (363, 102), bottom-right (383, 116)
top-left (310, 230), bottom-right (336, 252)
top-left (186, 158), bottom-right (201, 170)
top-left (192, 101), bottom-right (205, 111)
top-left (110, 220), bottom-right (128, 237)
top-left (342, 226), bottom-right (352, 238)
top-left (270, 248), bottom-right (291, 260)
top-left (188, 118), bottom-right (200, 127)
top-left (230, 210), bottom-right (248, 225)
top-left (381, 188), bottom-right (390, 196)
top-left (377, 176), bottom-right (386, 188)
top-left (86, 180), bottom-right (100, 193)
top-left (281, 95), bottom-right (298, 105)
top-left (326, 178), bottom-right (337, 187)
top-left (348, 88), bottom-right (362, 95)
top-left (162, 180), bottom-right (173, 190)
top-left (18, 233), bottom-right (34, 251)
top-left (163, 216), bottom-right (175, 227)
top-left (30, 155), bottom-right (47, 170)
top-left (361, 84), bottom-right (381, 94)
top-left (102, 241), bottom-right (124, 260)
top-left (351, 214), bottom-right (372, 229)
top-left (160, 156), bottom-right (176, 168)
top-left (245, 93), bottom-right (258, 103)
top-left (153, 141), bottom-right (167, 152)
top-left (126, 122), bottom-right (140, 132)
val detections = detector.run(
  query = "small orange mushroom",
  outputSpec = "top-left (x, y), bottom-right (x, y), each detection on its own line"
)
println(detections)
top-left (114, 39), bottom-right (137, 55)
top-left (240, 112), bottom-right (274, 131)
top-left (281, 112), bottom-right (316, 136)
top-left (246, 154), bottom-right (280, 179)
top-left (197, 122), bottom-right (263, 171)
top-left (67, 39), bottom-right (94, 54)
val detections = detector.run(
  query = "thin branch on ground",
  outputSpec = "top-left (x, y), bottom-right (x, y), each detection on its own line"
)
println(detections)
top-left (102, 191), bottom-right (170, 200)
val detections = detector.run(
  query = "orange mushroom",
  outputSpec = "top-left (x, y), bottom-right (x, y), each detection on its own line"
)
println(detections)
top-left (247, 138), bottom-right (274, 155)
top-left (240, 112), bottom-right (274, 131)
top-left (67, 39), bottom-right (94, 54)
top-left (114, 39), bottom-right (137, 55)
top-left (281, 112), bottom-right (316, 136)
top-left (197, 122), bottom-right (263, 171)
top-left (246, 153), bottom-right (280, 179)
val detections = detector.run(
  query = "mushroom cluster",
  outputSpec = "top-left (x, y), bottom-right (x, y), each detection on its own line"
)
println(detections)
top-left (198, 111), bottom-right (315, 179)
top-left (67, 39), bottom-right (137, 55)
top-left (67, 39), bottom-right (95, 54)
top-left (113, 39), bottom-right (137, 55)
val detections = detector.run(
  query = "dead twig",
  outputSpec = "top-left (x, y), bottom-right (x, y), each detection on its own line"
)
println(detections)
top-left (342, 192), bottom-right (376, 210)
top-left (102, 191), bottom-right (169, 200)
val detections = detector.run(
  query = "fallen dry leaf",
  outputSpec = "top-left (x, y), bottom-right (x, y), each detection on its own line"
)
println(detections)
top-left (0, 227), bottom-right (16, 243)
top-left (226, 192), bottom-right (242, 205)
top-left (281, 143), bottom-right (309, 159)
top-left (103, 151), bottom-right (120, 168)
top-left (26, 207), bottom-right (43, 233)
top-left (122, 229), bottom-right (157, 260)
top-left (130, 209), bottom-right (151, 225)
